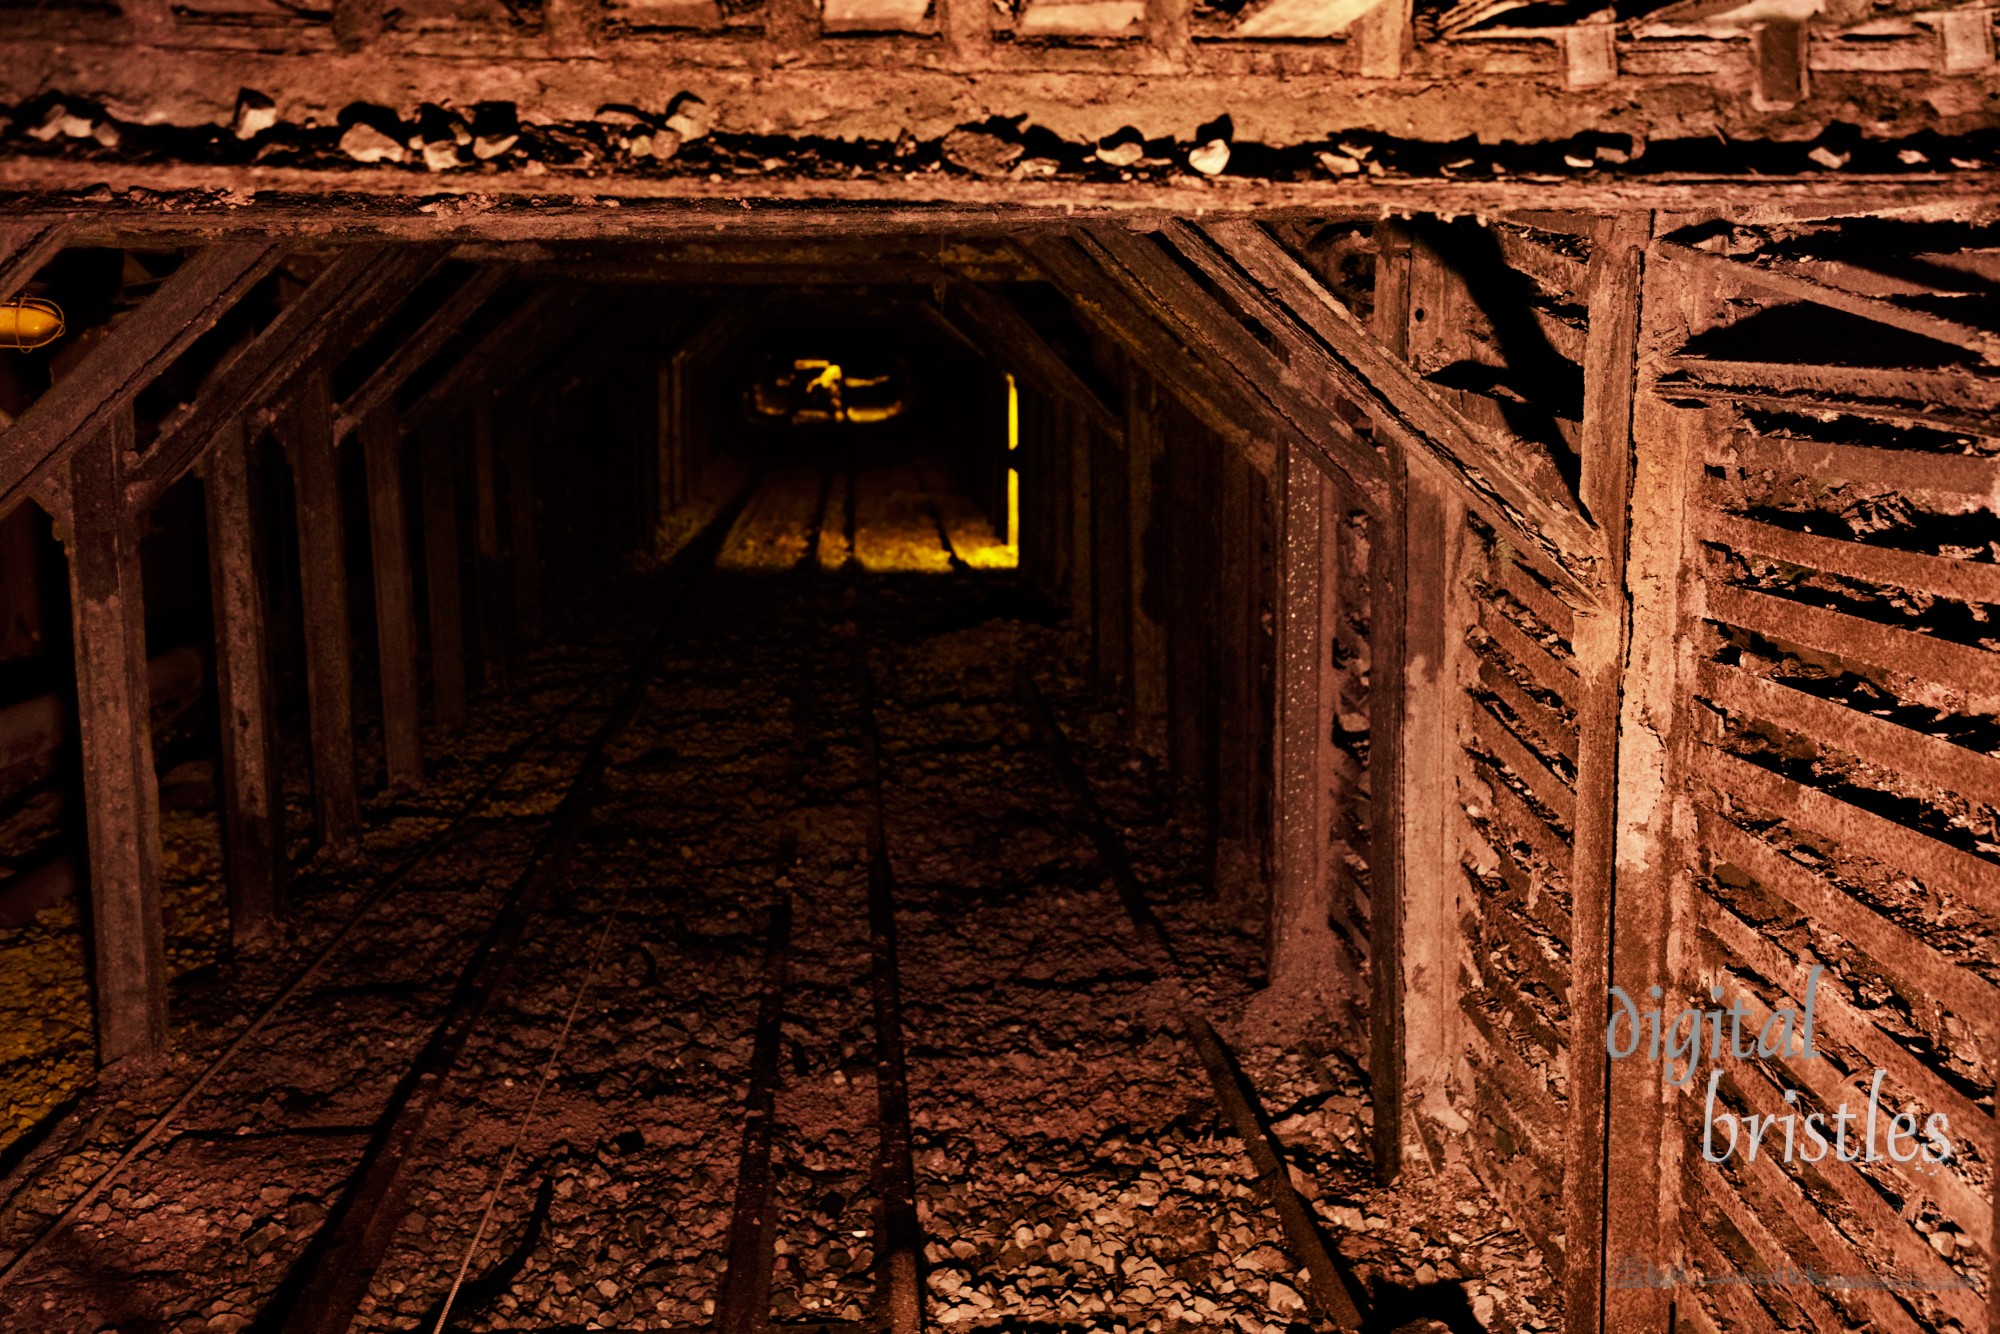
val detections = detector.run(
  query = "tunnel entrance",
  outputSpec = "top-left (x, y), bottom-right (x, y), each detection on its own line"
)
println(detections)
top-left (0, 207), bottom-right (1996, 1334)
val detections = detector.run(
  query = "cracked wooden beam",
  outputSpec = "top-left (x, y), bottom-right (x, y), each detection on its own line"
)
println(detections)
top-left (127, 245), bottom-right (448, 514)
top-left (0, 243), bottom-right (282, 520)
top-left (1183, 219), bottom-right (1604, 600)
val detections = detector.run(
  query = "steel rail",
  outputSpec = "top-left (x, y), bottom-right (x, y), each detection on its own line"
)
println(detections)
top-left (263, 477), bottom-right (760, 1334)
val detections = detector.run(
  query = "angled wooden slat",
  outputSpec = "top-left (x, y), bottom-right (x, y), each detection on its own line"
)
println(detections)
top-left (1661, 356), bottom-right (2000, 415)
top-left (1706, 580), bottom-right (2000, 695)
top-left (332, 266), bottom-right (516, 441)
top-left (403, 287), bottom-right (600, 430)
top-left (0, 243), bottom-right (281, 517)
top-left (1704, 510), bottom-right (2000, 607)
top-left (1182, 220), bottom-right (1603, 590)
top-left (940, 283), bottom-right (1121, 437)
top-left (0, 219), bottom-right (71, 306)
top-left (128, 245), bottom-right (446, 512)
top-left (1664, 239), bottom-right (2000, 365)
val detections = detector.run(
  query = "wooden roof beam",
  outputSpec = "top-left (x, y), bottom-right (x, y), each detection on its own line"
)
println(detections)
top-left (1180, 219), bottom-right (1604, 596)
top-left (1016, 234), bottom-right (1278, 474)
top-left (0, 243), bottom-right (282, 519)
top-left (0, 220), bottom-right (71, 306)
top-left (1075, 227), bottom-right (1386, 499)
top-left (126, 245), bottom-right (449, 514)
top-left (402, 287), bottom-right (607, 430)
top-left (936, 284), bottom-right (1123, 438)
top-left (332, 266), bottom-right (516, 441)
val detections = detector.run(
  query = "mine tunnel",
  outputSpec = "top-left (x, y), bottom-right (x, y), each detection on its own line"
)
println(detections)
top-left (0, 215), bottom-right (1995, 1334)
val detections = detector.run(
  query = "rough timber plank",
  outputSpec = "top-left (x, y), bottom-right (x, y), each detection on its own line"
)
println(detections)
top-left (203, 418), bottom-right (284, 949)
top-left (0, 243), bottom-right (280, 518)
top-left (1705, 580), bottom-right (2000, 695)
top-left (362, 409), bottom-right (424, 791)
top-left (130, 245), bottom-right (444, 511)
top-left (279, 368), bottom-right (363, 854)
top-left (0, 219), bottom-right (70, 306)
top-left (1181, 221), bottom-right (1604, 598)
top-left (57, 408), bottom-right (169, 1066)
top-left (941, 283), bottom-right (1122, 437)
top-left (333, 266), bottom-right (515, 441)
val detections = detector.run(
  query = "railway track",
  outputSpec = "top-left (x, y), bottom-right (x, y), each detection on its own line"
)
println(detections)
top-left (2, 463), bottom-right (1443, 1334)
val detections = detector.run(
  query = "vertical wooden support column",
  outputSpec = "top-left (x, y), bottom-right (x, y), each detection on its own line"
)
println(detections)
top-left (1260, 442), bottom-right (1349, 1030)
top-left (204, 418), bottom-right (284, 948)
top-left (1367, 219), bottom-right (1415, 1183)
top-left (470, 395), bottom-right (507, 686)
top-left (1125, 375), bottom-right (1168, 751)
top-left (280, 368), bottom-right (361, 854)
top-left (1066, 404), bottom-right (1094, 638)
top-left (1090, 413), bottom-right (1132, 694)
top-left (502, 402), bottom-right (542, 645)
top-left (1591, 213), bottom-right (1691, 1334)
top-left (1213, 445), bottom-right (1261, 912)
top-left (361, 409), bottom-right (423, 791)
top-left (656, 359), bottom-right (682, 519)
top-left (61, 409), bottom-right (169, 1065)
top-left (420, 427), bottom-right (469, 729)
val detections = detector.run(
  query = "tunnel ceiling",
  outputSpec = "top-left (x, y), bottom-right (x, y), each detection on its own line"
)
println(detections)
top-left (0, 0), bottom-right (1996, 222)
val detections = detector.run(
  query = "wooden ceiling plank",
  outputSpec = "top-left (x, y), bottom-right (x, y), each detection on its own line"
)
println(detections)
top-left (127, 246), bottom-right (449, 512)
top-left (1664, 239), bottom-right (2000, 364)
top-left (940, 283), bottom-right (1123, 437)
top-left (0, 242), bottom-right (282, 519)
top-left (1184, 219), bottom-right (1604, 593)
top-left (333, 266), bottom-right (516, 441)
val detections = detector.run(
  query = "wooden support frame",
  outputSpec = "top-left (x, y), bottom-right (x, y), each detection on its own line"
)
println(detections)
top-left (1564, 209), bottom-right (1652, 1334)
top-left (204, 417), bottom-right (285, 948)
top-left (1175, 221), bottom-right (1603, 596)
top-left (333, 266), bottom-right (516, 442)
top-left (361, 408), bottom-right (424, 791)
top-left (278, 368), bottom-right (363, 853)
top-left (497, 397), bottom-right (542, 647)
top-left (935, 284), bottom-right (1123, 438)
top-left (1125, 374), bottom-right (1169, 752)
top-left (420, 425), bottom-right (470, 730)
top-left (129, 245), bottom-right (446, 512)
top-left (1017, 234), bottom-right (1277, 477)
top-left (54, 408), bottom-right (170, 1066)
top-left (0, 243), bottom-right (281, 517)
top-left (469, 393), bottom-right (507, 686)
top-left (1258, 440), bottom-right (1353, 1032)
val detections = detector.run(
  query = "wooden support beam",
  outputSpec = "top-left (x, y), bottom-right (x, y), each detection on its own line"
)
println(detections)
top-left (1564, 209), bottom-right (1650, 1334)
top-left (940, 284), bottom-right (1122, 437)
top-left (0, 219), bottom-right (70, 306)
top-left (333, 266), bottom-right (515, 442)
top-left (130, 246), bottom-right (445, 512)
top-left (56, 408), bottom-right (169, 1066)
top-left (1078, 228), bottom-right (1380, 496)
top-left (1125, 375), bottom-right (1168, 752)
top-left (1662, 238), bottom-right (2000, 365)
top-left (278, 369), bottom-right (362, 854)
top-left (0, 243), bottom-right (280, 518)
top-left (421, 428), bottom-right (469, 730)
top-left (500, 399), bottom-right (542, 646)
top-left (402, 287), bottom-right (598, 433)
top-left (1258, 441), bottom-right (1352, 1032)
top-left (469, 395), bottom-right (507, 686)
top-left (361, 408), bottom-right (423, 791)
top-left (1180, 221), bottom-right (1605, 598)
top-left (1019, 235), bottom-right (1275, 474)
top-left (1366, 221), bottom-right (1412, 1185)
top-left (203, 418), bottom-right (284, 949)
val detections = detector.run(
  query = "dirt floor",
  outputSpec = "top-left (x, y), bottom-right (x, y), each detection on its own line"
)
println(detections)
top-left (0, 464), bottom-right (1557, 1333)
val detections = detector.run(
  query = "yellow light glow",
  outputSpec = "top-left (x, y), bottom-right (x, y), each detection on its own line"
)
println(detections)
top-left (1007, 466), bottom-right (1020, 555)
